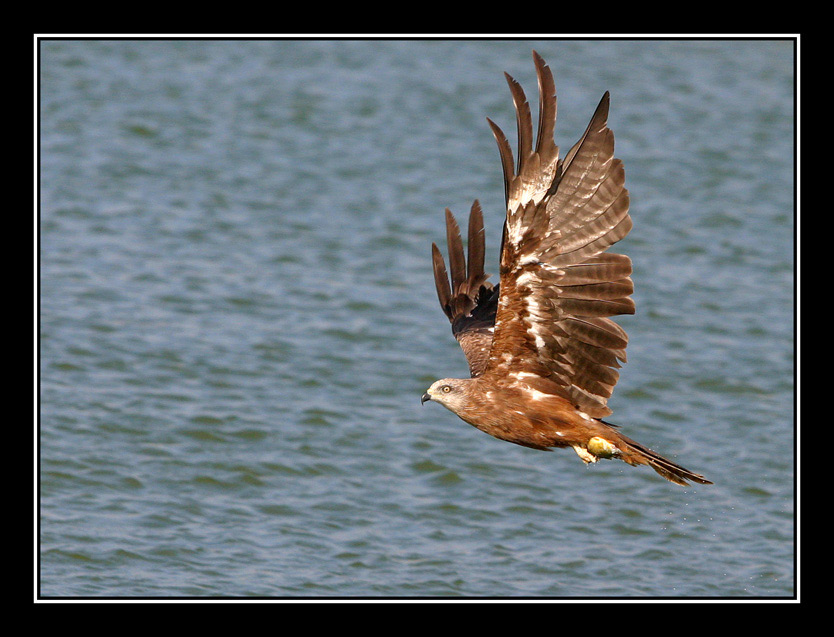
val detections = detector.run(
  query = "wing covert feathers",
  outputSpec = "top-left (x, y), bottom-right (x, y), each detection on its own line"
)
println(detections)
top-left (484, 51), bottom-right (634, 418)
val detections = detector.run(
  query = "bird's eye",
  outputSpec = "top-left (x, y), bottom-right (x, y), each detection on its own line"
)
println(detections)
top-left (441, 385), bottom-right (452, 393)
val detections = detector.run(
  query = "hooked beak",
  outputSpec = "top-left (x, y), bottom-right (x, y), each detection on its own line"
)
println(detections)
top-left (421, 392), bottom-right (431, 405)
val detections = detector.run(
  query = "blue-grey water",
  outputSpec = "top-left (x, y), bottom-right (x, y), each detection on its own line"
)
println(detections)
top-left (39, 39), bottom-right (795, 598)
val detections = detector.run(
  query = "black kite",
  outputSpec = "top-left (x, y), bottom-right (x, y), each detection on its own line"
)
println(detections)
top-left (422, 52), bottom-right (711, 487)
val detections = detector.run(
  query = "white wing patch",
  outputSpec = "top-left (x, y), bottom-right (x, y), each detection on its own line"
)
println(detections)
top-left (510, 371), bottom-right (553, 402)
top-left (515, 270), bottom-right (537, 287)
top-left (506, 159), bottom-right (561, 247)
top-left (526, 388), bottom-right (551, 401)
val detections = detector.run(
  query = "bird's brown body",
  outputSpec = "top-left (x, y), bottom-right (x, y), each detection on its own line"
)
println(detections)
top-left (423, 52), bottom-right (711, 487)
top-left (448, 376), bottom-right (610, 451)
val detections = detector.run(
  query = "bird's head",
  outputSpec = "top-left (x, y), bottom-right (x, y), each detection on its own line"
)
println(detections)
top-left (421, 378), bottom-right (472, 414)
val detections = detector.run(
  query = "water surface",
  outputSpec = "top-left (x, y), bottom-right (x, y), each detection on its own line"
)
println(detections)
top-left (39, 38), bottom-right (795, 598)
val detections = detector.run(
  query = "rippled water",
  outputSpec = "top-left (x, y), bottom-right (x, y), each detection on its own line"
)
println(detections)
top-left (39, 39), bottom-right (795, 598)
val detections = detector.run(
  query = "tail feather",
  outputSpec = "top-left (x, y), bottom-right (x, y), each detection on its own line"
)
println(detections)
top-left (618, 434), bottom-right (712, 486)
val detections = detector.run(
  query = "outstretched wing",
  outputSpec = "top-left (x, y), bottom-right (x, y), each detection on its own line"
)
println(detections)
top-left (483, 51), bottom-right (634, 418)
top-left (432, 201), bottom-right (500, 377)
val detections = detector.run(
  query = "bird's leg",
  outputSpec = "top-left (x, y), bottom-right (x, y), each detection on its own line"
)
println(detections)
top-left (573, 437), bottom-right (621, 464)
top-left (572, 445), bottom-right (598, 464)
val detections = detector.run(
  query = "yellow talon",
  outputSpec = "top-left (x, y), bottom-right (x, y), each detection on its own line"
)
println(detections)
top-left (588, 436), bottom-right (619, 458)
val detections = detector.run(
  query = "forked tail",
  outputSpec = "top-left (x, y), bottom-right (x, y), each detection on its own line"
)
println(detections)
top-left (617, 434), bottom-right (712, 486)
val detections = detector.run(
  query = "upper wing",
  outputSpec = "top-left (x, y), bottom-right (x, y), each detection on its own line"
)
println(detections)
top-left (431, 201), bottom-right (499, 377)
top-left (482, 51), bottom-right (634, 418)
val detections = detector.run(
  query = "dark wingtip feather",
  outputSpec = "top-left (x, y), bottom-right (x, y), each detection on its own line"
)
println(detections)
top-left (591, 91), bottom-right (611, 129)
top-left (558, 91), bottom-right (613, 181)
top-left (504, 71), bottom-right (533, 173)
top-left (467, 200), bottom-right (486, 284)
top-left (532, 51), bottom-right (557, 157)
top-left (444, 208), bottom-right (466, 294)
top-left (486, 117), bottom-right (514, 206)
top-left (431, 242), bottom-right (452, 319)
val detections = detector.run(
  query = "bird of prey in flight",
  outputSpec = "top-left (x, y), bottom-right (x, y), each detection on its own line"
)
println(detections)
top-left (422, 52), bottom-right (711, 486)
